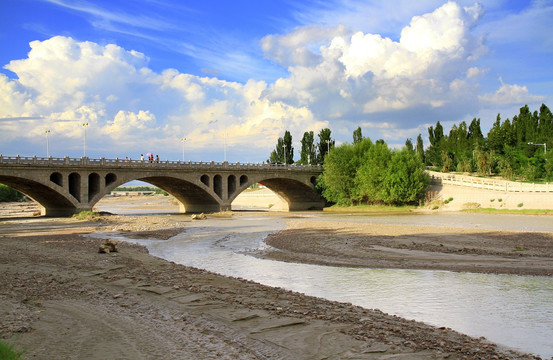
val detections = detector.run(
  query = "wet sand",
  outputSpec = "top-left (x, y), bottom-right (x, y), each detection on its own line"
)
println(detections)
top-left (0, 198), bottom-right (547, 359)
top-left (262, 219), bottom-right (553, 276)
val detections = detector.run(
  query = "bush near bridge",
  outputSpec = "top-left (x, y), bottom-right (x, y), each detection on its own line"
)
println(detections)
top-left (0, 184), bottom-right (26, 202)
top-left (317, 138), bottom-right (429, 206)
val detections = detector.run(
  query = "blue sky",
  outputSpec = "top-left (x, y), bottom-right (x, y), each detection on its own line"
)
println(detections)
top-left (0, 0), bottom-right (551, 162)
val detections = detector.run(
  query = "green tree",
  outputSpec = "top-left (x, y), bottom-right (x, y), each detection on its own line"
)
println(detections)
top-left (468, 118), bottom-right (484, 149)
top-left (317, 128), bottom-right (333, 163)
top-left (269, 130), bottom-right (294, 164)
top-left (353, 126), bottom-right (363, 144)
top-left (298, 131), bottom-right (316, 165)
top-left (319, 143), bottom-right (358, 205)
top-left (426, 121), bottom-right (444, 166)
top-left (381, 149), bottom-right (430, 205)
top-left (355, 142), bottom-right (392, 203)
top-left (405, 138), bottom-right (414, 152)
top-left (415, 134), bottom-right (425, 163)
top-left (487, 114), bottom-right (504, 153)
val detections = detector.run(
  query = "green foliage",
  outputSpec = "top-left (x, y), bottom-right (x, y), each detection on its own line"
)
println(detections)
top-left (0, 340), bottom-right (24, 360)
top-left (353, 126), bottom-right (363, 144)
top-left (0, 184), bottom-right (25, 202)
top-left (425, 103), bottom-right (553, 181)
top-left (317, 128), bottom-right (333, 164)
top-left (269, 130), bottom-right (294, 164)
top-left (72, 210), bottom-right (103, 221)
top-left (415, 134), bottom-right (425, 163)
top-left (319, 138), bottom-right (429, 206)
top-left (380, 150), bottom-right (430, 205)
top-left (355, 142), bottom-right (391, 203)
top-left (319, 143), bottom-right (359, 205)
top-left (298, 131), bottom-right (316, 165)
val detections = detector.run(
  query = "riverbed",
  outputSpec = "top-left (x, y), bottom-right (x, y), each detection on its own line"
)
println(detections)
top-left (95, 210), bottom-right (553, 359)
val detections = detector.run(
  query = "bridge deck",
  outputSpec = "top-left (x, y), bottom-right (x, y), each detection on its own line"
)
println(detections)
top-left (0, 155), bottom-right (321, 171)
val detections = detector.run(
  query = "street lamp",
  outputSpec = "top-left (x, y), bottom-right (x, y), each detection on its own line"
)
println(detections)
top-left (180, 137), bottom-right (186, 162)
top-left (283, 144), bottom-right (287, 165)
top-left (528, 142), bottom-right (547, 154)
top-left (326, 139), bottom-right (331, 154)
top-left (44, 130), bottom-right (50, 158)
top-left (82, 122), bottom-right (89, 157)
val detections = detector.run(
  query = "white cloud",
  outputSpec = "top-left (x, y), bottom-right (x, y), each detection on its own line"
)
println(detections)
top-left (265, 1), bottom-right (487, 122)
top-left (479, 77), bottom-right (545, 106)
top-left (0, 36), bottom-right (323, 158)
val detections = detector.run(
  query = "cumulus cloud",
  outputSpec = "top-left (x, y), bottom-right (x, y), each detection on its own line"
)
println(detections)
top-left (479, 77), bottom-right (545, 106)
top-left (264, 1), bottom-right (488, 127)
top-left (0, 36), bottom-right (322, 157)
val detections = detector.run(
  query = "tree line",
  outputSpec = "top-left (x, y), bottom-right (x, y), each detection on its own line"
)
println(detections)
top-left (269, 127), bottom-right (429, 206)
top-left (269, 103), bottom-right (553, 206)
top-left (268, 128), bottom-right (334, 165)
top-left (423, 103), bottom-right (553, 181)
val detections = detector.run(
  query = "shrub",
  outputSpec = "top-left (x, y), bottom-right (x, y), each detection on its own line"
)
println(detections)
top-left (518, 203), bottom-right (524, 208)
top-left (0, 340), bottom-right (24, 360)
top-left (72, 211), bottom-right (103, 221)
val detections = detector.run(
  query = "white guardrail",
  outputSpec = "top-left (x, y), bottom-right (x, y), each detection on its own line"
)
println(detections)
top-left (0, 154), bottom-right (322, 171)
top-left (428, 170), bottom-right (553, 193)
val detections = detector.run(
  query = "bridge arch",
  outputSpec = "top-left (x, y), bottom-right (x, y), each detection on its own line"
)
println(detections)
top-left (0, 175), bottom-right (80, 216)
top-left (227, 176), bottom-right (323, 211)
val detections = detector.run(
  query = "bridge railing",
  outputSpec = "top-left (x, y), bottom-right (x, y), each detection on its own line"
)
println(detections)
top-left (0, 154), bottom-right (322, 171)
top-left (428, 170), bottom-right (553, 193)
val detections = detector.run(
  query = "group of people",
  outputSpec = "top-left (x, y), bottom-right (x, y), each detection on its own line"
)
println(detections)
top-left (140, 154), bottom-right (160, 163)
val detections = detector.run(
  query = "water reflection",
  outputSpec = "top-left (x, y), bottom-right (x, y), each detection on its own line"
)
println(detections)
top-left (104, 214), bottom-right (553, 359)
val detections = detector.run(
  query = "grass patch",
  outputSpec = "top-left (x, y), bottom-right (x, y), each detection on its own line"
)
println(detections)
top-left (518, 203), bottom-right (524, 208)
top-left (462, 202), bottom-right (481, 209)
top-left (490, 199), bottom-right (495, 202)
top-left (444, 197), bottom-right (454, 204)
top-left (498, 198), bottom-right (503, 202)
top-left (0, 340), bottom-right (24, 360)
top-left (72, 210), bottom-right (104, 221)
top-left (324, 204), bottom-right (416, 213)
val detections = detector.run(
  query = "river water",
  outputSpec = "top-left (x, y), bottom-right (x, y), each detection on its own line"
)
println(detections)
top-left (101, 209), bottom-right (553, 359)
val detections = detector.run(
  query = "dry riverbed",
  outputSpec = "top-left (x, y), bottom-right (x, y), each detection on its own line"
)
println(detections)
top-left (0, 199), bottom-right (548, 359)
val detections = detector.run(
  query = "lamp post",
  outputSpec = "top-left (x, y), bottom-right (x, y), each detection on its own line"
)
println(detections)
top-left (180, 137), bottom-right (186, 162)
top-left (45, 130), bottom-right (50, 158)
top-left (82, 122), bottom-right (89, 157)
top-left (283, 144), bottom-right (287, 165)
top-left (528, 142), bottom-right (547, 154)
top-left (326, 139), bottom-right (331, 154)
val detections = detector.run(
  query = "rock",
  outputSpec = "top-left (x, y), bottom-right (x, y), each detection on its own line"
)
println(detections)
top-left (191, 213), bottom-right (206, 220)
top-left (98, 239), bottom-right (118, 253)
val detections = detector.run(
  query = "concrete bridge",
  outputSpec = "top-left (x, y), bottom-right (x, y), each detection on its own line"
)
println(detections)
top-left (0, 155), bottom-right (325, 216)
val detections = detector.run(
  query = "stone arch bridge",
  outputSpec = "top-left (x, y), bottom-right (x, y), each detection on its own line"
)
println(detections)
top-left (0, 155), bottom-right (325, 217)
